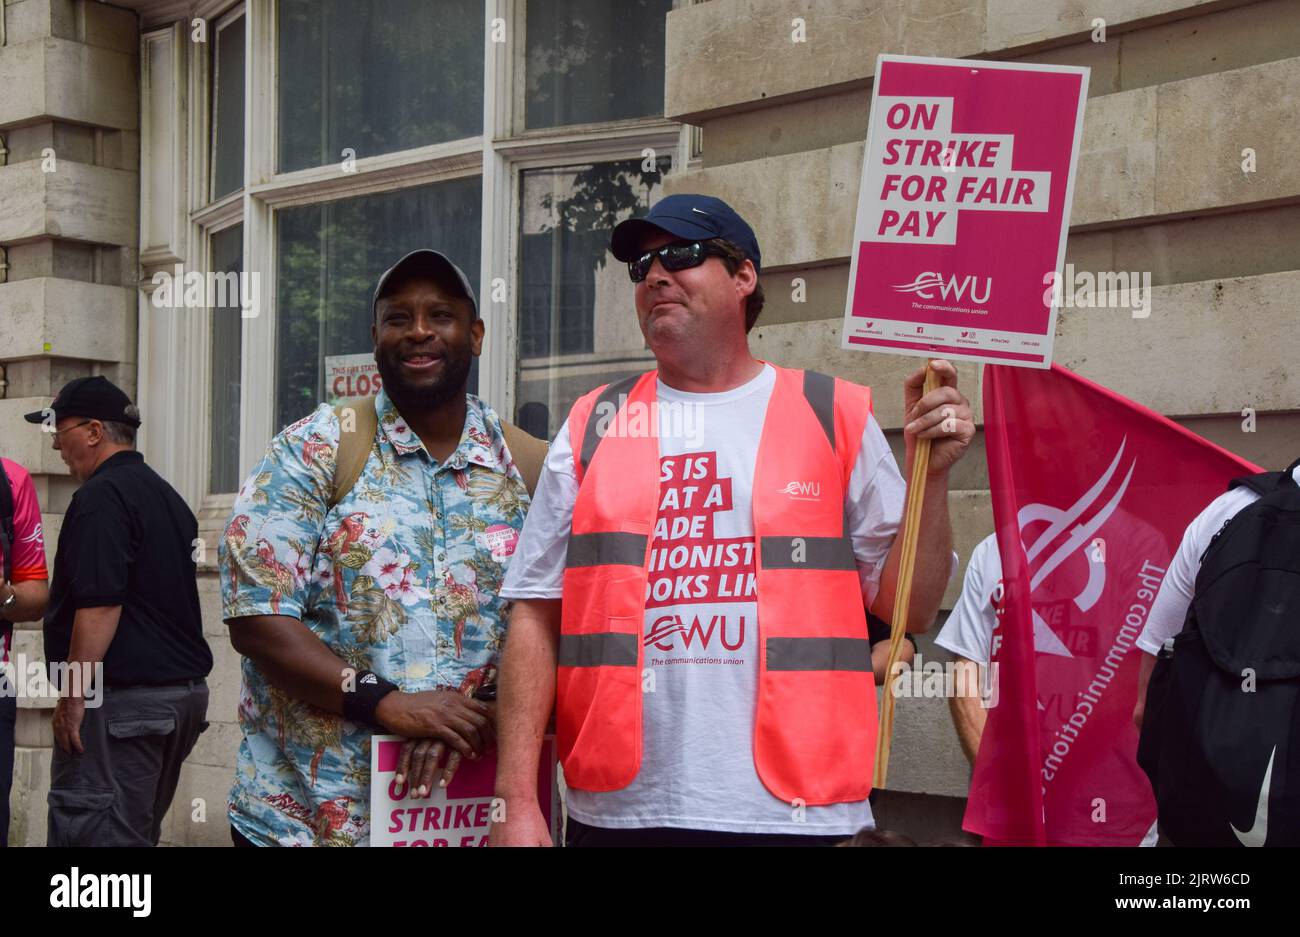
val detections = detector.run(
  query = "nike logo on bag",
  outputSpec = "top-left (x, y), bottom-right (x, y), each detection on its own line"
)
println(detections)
top-left (1231, 746), bottom-right (1275, 847)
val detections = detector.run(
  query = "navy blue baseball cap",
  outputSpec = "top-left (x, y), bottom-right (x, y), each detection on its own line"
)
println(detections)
top-left (610, 194), bottom-right (762, 274)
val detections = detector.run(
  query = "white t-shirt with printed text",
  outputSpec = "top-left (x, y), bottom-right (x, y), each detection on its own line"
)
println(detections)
top-left (936, 531), bottom-right (1190, 847)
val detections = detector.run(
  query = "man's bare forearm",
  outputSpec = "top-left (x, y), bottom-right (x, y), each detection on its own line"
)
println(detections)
top-left (871, 635), bottom-right (915, 686)
top-left (872, 471), bottom-right (953, 633)
top-left (227, 614), bottom-right (352, 713)
top-left (66, 606), bottom-right (121, 699)
top-left (1133, 650), bottom-right (1157, 729)
top-left (4, 580), bottom-right (48, 623)
top-left (495, 598), bottom-right (561, 801)
top-left (949, 658), bottom-right (987, 764)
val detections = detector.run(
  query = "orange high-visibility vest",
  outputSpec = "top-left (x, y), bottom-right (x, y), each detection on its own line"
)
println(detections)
top-left (557, 363), bottom-right (879, 806)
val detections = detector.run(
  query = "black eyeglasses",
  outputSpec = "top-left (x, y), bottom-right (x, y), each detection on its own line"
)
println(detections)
top-left (627, 240), bottom-right (729, 283)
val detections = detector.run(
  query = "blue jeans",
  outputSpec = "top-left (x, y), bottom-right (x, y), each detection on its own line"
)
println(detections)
top-left (0, 688), bottom-right (14, 847)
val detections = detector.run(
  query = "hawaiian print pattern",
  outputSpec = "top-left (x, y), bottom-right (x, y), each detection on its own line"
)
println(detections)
top-left (220, 390), bottom-right (528, 846)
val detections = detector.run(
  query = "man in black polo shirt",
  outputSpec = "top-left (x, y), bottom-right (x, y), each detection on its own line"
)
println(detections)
top-left (25, 376), bottom-right (212, 846)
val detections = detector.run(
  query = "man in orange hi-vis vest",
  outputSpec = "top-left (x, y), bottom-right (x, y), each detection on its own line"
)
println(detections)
top-left (490, 194), bottom-right (973, 846)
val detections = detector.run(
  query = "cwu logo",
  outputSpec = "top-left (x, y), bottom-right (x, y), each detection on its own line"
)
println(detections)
top-left (891, 271), bottom-right (992, 304)
top-left (1015, 438), bottom-right (1137, 659)
top-left (645, 613), bottom-right (745, 652)
top-left (779, 480), bottom-right (821, 500)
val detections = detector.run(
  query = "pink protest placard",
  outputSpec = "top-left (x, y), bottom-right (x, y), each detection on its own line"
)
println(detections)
top-left (841, 55), bottom-right (1088, 368)
top-left (369, 735), bottom-right (561, 847)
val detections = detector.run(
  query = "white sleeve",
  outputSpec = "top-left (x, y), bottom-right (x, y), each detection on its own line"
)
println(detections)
top-left (846, 414), bottom-right (904, 609)
top-left (499, 418), bottom-right (579, 600)
top-left (1136, 488), bottom-right (1257, 655)
top-left (935, 536), bottom-right (996, 664)
top-left (845, 413), bottom-right (958, 608)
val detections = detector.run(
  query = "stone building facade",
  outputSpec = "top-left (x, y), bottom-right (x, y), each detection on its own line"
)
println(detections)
top-left (1, 0), bottom-right (1296, 845)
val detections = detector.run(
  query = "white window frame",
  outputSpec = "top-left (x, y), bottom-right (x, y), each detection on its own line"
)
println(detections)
top-left (141, 0), bottom-right (689, 507)
top-left (140, 23), bottom-right (187, 266)
top-left (207, 5), bottom-right (248, 205)
top-left (138, 20), bottom-right (199, 506)
top-left (193, 3), bottom-right (248, 511)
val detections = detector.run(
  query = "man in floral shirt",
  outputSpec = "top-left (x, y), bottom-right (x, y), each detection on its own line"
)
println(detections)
top-left (220, 250), bottom-right (529, 846)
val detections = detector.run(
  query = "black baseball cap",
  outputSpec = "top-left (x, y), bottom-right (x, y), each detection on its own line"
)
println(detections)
top-left (609, 194), bottom-right (762, 274)
top-left (372, 249), bottom-right (478, 320)
top-left (23, 376), bottom-right (142, 427)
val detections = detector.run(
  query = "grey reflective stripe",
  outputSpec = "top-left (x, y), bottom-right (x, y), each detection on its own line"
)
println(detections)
top-left (566, 531), bottom-right (647, 568)
top-left (559, 632), bottom-right (639, 668)
top-left (579, 374), bottom-right (641, 475)
top-left (767, 637), bottom-right (872, 672)
top-left (803, 370), bottom-right (836, 453)
top-left (760, 535), bottom-right (856, 570)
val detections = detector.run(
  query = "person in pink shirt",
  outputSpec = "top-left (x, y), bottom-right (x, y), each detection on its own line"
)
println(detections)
top-left (0, 457), bottom-right (51, 846)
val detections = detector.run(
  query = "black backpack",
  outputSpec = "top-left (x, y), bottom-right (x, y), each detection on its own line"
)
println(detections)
top-left (1137, 457), bottom-right (1300, 846)
top-left (0, 458), bottom-right (13, 658)
top-left (0, 457), bottom-right (13, 584)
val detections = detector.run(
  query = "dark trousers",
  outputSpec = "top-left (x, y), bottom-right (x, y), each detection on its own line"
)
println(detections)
top-left (565, 816), bottom-right (845, 847)
top-left (0, 689), bottom-right (14, 847)
top-left (48, 681), bottom-right (208, 847)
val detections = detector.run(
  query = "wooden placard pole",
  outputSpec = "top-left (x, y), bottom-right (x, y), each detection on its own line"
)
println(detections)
top-left (874, 363), bottom-right (941, 789)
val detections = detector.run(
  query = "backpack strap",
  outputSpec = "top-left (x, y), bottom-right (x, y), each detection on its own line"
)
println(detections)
top-left (1282, 456), bottom-right (1300, 488)
top-left (500, 420), bottom-right (547, 499)
top-left (0, 458), bottom-right (14, 584)
top-left (328, 397), bottom-right (548, 507)
top-left (329, 397), bottom-right (379, 509)
top-left (1229, 456), bottom-right (1300, 497)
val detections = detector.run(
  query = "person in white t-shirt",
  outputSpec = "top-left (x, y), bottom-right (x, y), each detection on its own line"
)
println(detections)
top-left (1133, 462), bottom-right (1300, 729)
top-left (489, 194), bottom-right (971, 847)
top-left (934, 534), bottom-right (1000, 765)
top-left (937, 533), bottom-right (1160, 846)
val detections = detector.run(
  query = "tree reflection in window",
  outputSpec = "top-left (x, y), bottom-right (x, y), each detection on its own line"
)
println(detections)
top-left (275, 177), bottom-right (481, 434)
top-left (517, 157), bottom-right (670, 439)
top-left (525, 0), bottom-right (674, 129)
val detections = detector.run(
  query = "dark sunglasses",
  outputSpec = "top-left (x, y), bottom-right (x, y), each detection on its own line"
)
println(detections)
top-left (627, 240), bottom-right (729, 283)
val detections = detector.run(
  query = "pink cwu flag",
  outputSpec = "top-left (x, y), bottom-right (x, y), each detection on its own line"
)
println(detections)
top-left (967, 363), bottom-right (1260, 845)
